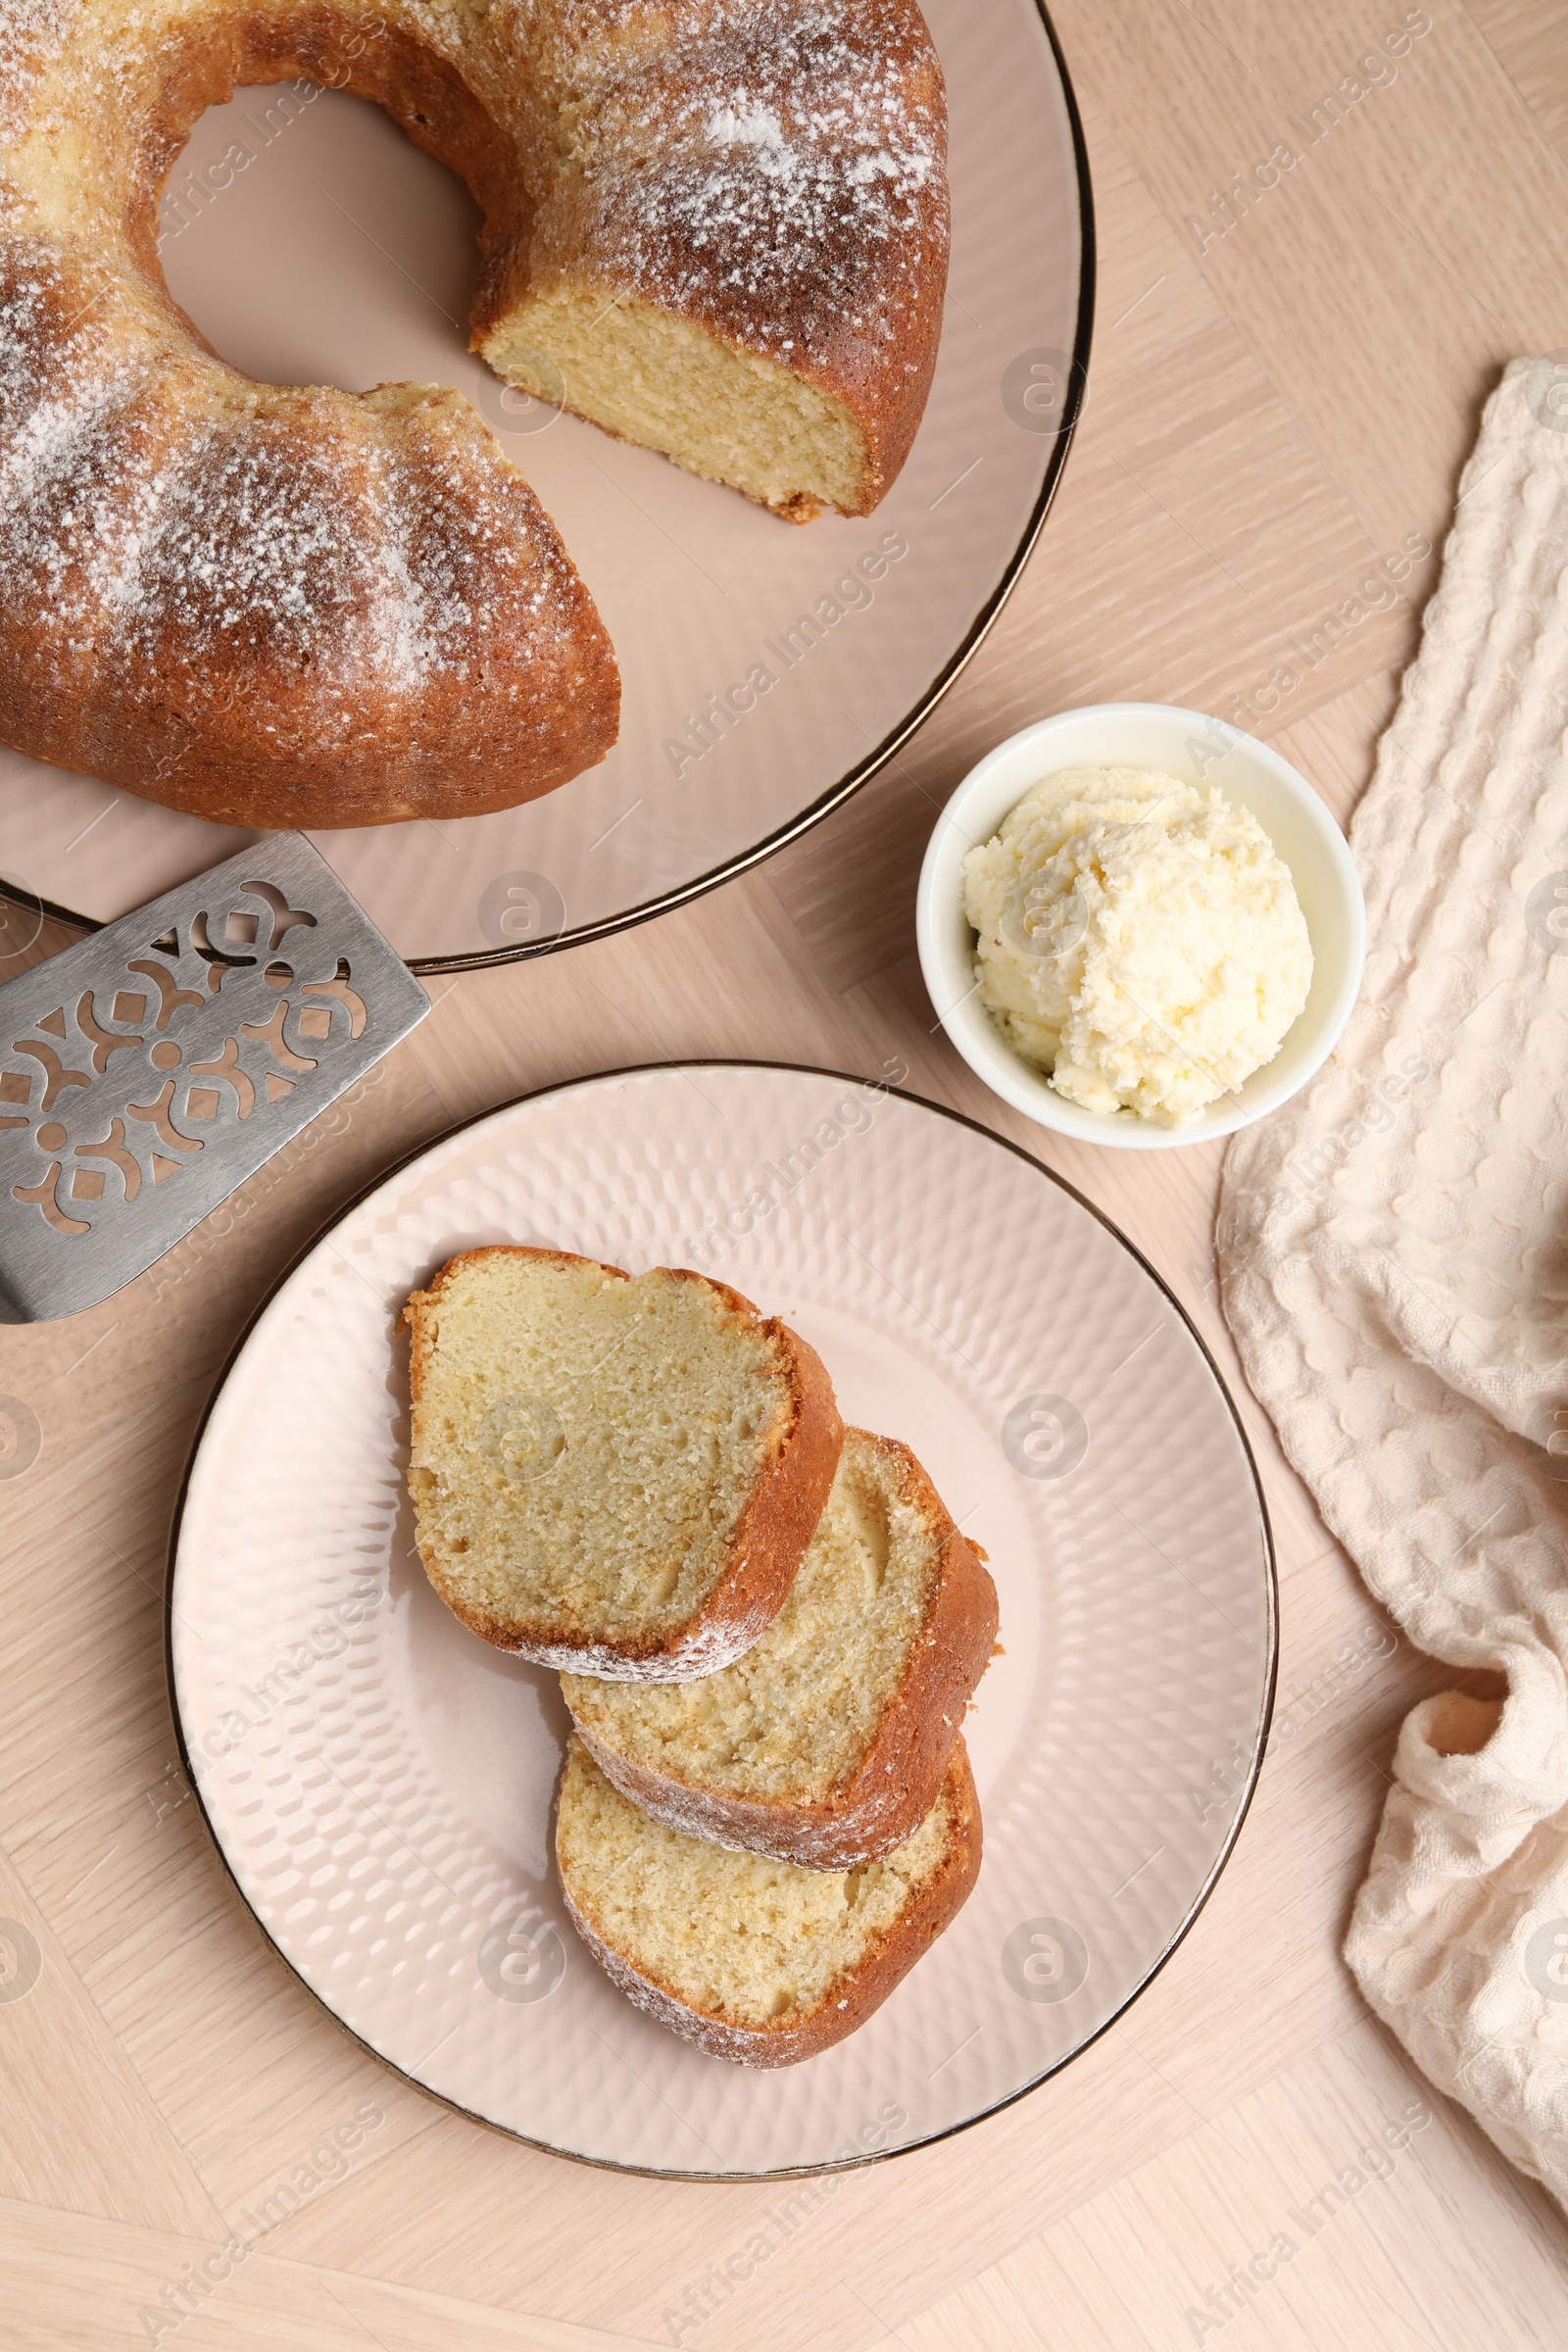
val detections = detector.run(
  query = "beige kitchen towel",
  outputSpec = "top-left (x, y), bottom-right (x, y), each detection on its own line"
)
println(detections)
top-left (1218, 357), bottom-right (1568, 2206)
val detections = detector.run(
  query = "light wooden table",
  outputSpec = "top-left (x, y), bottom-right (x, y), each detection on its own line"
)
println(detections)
top-left (6, 1), bottom-right (1568, 2343)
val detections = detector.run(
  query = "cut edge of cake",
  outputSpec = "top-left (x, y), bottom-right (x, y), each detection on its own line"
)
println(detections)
top-left (483, 292), bottom-right (875, 522)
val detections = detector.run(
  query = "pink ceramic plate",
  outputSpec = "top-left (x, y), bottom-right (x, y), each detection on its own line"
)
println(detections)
top-left (169, 1063), bottom-right (1276, 2179)
top-left (0, 0), bottom-right (1092, 969)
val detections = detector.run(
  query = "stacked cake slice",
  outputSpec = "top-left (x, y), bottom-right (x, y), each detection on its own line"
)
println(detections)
top-left (405, 1248), bottom-right (999, 2067)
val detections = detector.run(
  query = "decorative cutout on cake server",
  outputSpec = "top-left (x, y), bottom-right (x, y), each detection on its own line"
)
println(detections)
top-left (0, 835), bottom-right (428, 1324)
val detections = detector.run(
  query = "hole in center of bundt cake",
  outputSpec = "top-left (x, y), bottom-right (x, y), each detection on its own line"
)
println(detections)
top-left (158, 82), bottom-right (482, 393)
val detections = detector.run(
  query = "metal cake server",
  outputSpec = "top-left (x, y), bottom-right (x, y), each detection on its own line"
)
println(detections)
top-left (0, 833), bottom-right (429, 1323)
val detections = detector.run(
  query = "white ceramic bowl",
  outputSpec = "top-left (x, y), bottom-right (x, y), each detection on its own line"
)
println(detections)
top-left (916, 703), bottom-right (1367, 1151)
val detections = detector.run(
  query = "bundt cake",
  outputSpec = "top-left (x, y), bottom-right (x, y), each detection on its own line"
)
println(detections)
top-left (0, 0), bottom-right (950, 831)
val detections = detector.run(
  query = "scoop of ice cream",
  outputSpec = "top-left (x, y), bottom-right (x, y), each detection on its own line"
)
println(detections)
top-left (960, 764), bottom-right (1313, 1128)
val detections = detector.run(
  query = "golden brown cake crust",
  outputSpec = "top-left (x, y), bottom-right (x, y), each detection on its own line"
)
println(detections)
top-left (0, 0), bottom-right (947, 821)
top-left (0, 233), bottom-right (619, 828)
top-left (403, 1245), bottom-right (845, 1680)
top-left (561, 1740), bottom-right (983, 2068)
top-left (569, 1432), bottom-right (1000, 1867)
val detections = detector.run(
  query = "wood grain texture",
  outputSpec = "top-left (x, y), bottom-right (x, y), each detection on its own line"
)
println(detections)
top-left (3, 0), bottom-right (1568, 2342)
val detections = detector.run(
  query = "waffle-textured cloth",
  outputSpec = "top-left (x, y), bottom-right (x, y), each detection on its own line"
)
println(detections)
top-left (1218, 358), bottom-right (1568, 2207)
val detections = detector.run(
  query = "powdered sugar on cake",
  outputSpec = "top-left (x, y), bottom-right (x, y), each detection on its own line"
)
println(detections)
top-left (576, 0), bottom-right (946, 361)
top-left (0, 0), bottom-right (81, 137)
top-left (0, 244), bottom-right (586, 736)
top-left (0, 0), bottom-right (939, 816)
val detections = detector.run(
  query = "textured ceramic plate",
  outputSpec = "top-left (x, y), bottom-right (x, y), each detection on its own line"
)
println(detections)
top-left (0, 0), bottom-right (1091, 971)
top-left (170, 1063), bottom-right (1275, 2179)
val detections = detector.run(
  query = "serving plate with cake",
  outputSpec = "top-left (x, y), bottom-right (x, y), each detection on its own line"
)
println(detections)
top-left (168, 1061), bottom-right (1275, 2177)
top-left (0, 0), bottom-right (1092, 965)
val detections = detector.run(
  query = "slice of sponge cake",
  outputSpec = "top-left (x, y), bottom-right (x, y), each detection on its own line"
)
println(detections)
top-left (563, 1429), bottom-right (997, 1866)
top-left (556, 1734), bottom-right (981, 2067)
top-left (404, 1248), bottom-right (842, 1680)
